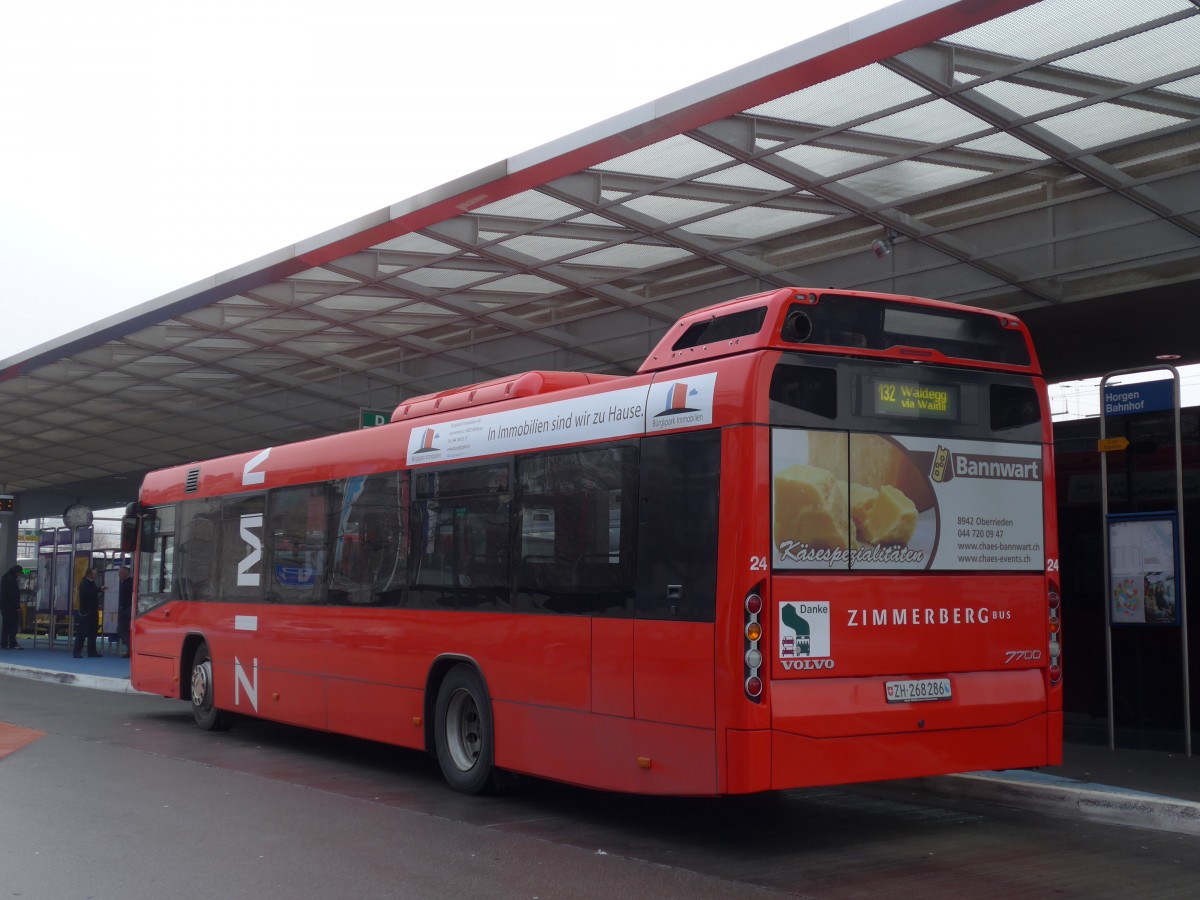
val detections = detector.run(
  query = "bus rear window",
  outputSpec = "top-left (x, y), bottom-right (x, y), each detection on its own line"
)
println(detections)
top-left (770, 355), bottom-right (1043, 442)
top-left (770, 364), bottom-right (837, 420)
top-left (786, 294), bottom-right (1030, 366)
top-left (990, 383), bottom-right (1041, 431)
top-left (672, 306), bottom-right (767, 350)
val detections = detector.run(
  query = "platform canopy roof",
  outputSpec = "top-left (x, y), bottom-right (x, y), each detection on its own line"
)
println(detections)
top-left (4, 0), bottom-right (1200, 518)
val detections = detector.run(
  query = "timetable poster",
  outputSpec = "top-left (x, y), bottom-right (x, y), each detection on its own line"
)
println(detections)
top-left (1108, 515), bottom-right (1179, 625)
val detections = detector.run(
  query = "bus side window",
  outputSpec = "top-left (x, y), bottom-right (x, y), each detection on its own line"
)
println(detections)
top-left (636, 431), bottom-right (720, 622)
top-left (269, 483), bottom-right (333, 605)
top-left (137, 505), bottom-right (176, 614)
top-left (176, 498), bottom-right (220, 602)
top-left (330, 472), bottom-right (407, 606)
top-left (409, 464), bottom-right (512, 611)
top-left (217, 494), bottom-right (266, 603)
top-left (514, 444), bottom-right (637, 616)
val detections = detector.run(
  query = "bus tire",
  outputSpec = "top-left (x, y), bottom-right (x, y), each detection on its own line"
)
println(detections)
top-left (190, 641), bottom-right (230, 731)
top-left (433, 664), bottom-right (494, 794)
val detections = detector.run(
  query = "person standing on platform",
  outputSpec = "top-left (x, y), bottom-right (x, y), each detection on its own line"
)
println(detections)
top-left (1, 564), bottom-right (23, 650)
top-left (74, 567), bottom-right (104, 658)
top-left (117, 566), bottom-right (132, 658)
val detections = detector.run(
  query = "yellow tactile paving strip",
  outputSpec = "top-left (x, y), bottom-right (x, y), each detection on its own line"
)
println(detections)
top-left (0, 721), bottom-right (45, 759)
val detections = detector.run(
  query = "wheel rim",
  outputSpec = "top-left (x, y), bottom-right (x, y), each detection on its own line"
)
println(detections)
top-left (192, 658), bottom-right (213, 712)
top-left (444, 687), bottom-right (482, 772)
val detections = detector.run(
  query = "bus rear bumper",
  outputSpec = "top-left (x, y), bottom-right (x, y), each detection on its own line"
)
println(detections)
top-left (724, 671), bottom-right (1060, 793)
top-left (765, 713), bottom-right (1055, 791)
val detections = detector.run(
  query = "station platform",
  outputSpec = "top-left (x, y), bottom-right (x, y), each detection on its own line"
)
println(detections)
top-left (0, 640), bottom-right (135, 693)
top-left (2, 642), bottom-right (1199, 836)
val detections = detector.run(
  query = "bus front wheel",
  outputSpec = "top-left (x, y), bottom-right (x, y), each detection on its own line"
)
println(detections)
top-left (190, 641), bottom-right (230, 731)
top-left (433, 664), bottom-right (494, 794)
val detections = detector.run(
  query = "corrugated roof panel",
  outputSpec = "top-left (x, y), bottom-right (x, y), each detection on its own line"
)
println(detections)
top-left (395, 268), bottom-right (496, 289)
top-left (858, 99), bottom-right (994, 143)
top-left (475, 274), bottom-right (563, 294)
top-left (945, 0), bottom-right (1191, 58)
top-left (496, 235), bottom-right (605, 261)
top-left (768, 144), bottom-right (885, 178)
top-left (371, 233), bottom-right (457, 254)
top-left (957, 132), bottom-right (1050, 160)
top-left (314, 294), bottom-right (403, 313)
top-left (693, 164), bottom-right (794, 191)
top-left (1161, 72), bottom-right (1200, 98)
top-left (473, 191), bottom-right (583, 220)
top-left (592, 135), bottom-right (736, 179)
top-left (1040, 103), bottom-right (1187, 150)
top-left (968, 80), bottom-right (1083, 119)
top-left (747, 64), bottom-right (928, 124)
top-left (1060, 15), bottom-right (1200, 84)
top-left (837, 158), bottom-right (986, 204)
top-left (680, 206), bottom-right (832, 240)
top-left (619, 195), bottom-right (730, 225)
top-left (287, 267), bottom-right (360, 283)
top-left (565, 243), bottom-right (693, 268)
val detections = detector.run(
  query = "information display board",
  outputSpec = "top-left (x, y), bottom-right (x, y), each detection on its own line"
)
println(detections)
top-left (1107, 512), bottom-right (1180, 626)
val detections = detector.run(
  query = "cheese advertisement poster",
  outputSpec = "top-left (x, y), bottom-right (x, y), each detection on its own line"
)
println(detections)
top-left (771, 429), bottom-right (1044, 571)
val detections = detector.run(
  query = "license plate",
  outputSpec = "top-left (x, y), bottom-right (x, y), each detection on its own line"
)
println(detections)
top-left (885, 678), bottom-right (952, 703)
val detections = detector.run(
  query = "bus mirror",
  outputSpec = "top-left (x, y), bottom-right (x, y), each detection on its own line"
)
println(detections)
top-left (120, 516), bottom-right (139, 553)
top-left (121, 502), bottom-right (144, 553)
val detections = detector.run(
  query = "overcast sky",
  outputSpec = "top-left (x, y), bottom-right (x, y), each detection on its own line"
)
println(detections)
top-left (0, 0), bottom-right (905, 361)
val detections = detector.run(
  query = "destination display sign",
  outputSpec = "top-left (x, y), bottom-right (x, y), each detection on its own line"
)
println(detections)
top-left (870, 378), bottom-right (958, 421)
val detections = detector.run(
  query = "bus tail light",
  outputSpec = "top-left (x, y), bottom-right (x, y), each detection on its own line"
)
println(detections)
top-left (1048, 581), bottom-right (1062, 685)
top-left (744, 588), bottom-right (764, 702)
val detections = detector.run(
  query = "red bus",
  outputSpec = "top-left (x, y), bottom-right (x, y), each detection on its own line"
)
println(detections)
top-left (128, 287), bottom-right (1062, 795)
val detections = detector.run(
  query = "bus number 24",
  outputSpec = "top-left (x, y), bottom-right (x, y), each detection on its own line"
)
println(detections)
top-left (750, 555), bottom-right (769, 572)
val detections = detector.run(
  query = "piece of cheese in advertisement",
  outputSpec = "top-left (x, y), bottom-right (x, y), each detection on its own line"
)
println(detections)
top-left (773, 464), bottom-right (850, 550)
top-left (855, 484), bottom-right (918, 546)
top-left (809, 431), bottom-right (935, 511)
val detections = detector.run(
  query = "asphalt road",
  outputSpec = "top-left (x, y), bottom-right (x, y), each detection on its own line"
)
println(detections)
top-left (2, 675), bottom-right (1198, 899)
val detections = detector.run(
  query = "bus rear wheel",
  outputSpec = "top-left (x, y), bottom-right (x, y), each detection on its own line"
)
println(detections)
top-left (190, 641), bottom-right (230, 731)
top-left (433, 664), bottom-right (494, 794)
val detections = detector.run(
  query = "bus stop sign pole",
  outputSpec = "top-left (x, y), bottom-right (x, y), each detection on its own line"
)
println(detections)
top-left (1099, 367), bottom-right (1190, 756)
